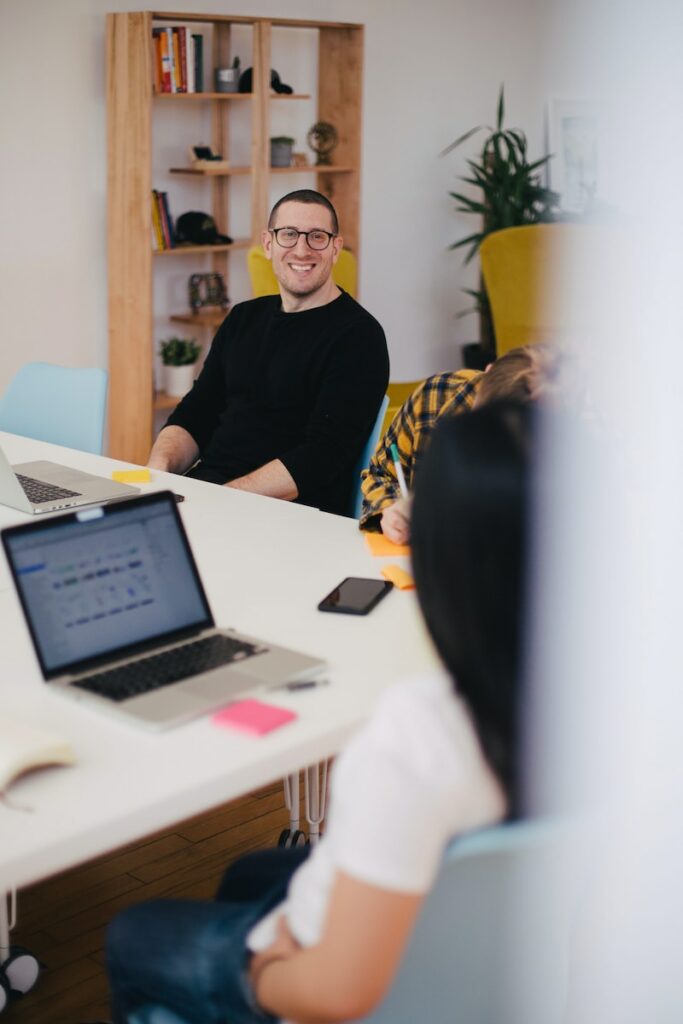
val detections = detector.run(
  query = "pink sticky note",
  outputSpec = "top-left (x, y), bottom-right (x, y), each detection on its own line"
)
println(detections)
top-left (213, 699), bottom-right (297, 736)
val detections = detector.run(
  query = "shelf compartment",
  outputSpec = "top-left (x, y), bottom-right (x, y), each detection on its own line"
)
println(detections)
top-left (154, 91), bottom-right (253, 100)
top-left (170, 310), bottom-right (229, 328)
top-left (153, 239), bottom-right (251, 257)
top-left (270, 165), bottom-right (356, 174)
top-left (169, 166), bottom-right (251, 176)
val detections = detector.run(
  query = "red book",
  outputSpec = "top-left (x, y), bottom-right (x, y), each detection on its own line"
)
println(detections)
top-left (151, 29), bottom-right (163, 94)
top-left (177, 27), bottom-right (188, 93)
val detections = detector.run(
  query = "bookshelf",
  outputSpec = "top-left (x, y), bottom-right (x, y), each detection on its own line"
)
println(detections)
top-left (106, 11), bottom-right (364, 464)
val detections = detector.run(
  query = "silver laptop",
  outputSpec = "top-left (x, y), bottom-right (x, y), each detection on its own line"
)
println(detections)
top-left (2, 491), bottom-right (325, 729)
top-left (0, 444), bottom-right (140, 514)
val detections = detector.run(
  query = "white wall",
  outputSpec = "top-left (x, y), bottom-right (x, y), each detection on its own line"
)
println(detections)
top-left (0, 0), bottom-right (555, 397)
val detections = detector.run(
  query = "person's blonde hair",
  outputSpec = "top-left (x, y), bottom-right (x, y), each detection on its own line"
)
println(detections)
top-left (475, 343), bottom-right (560, 407)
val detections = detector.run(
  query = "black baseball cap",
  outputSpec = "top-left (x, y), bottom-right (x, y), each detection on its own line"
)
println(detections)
top-left (175, 212), bottom-right (233, 246)
top-left (238, 67), bottom-right (294, 94)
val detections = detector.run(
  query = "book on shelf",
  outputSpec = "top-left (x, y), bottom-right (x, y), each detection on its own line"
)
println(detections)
top-left (151, 191), bottom-right (165, 250)
top-left (155, 27), bottom-right (173, 93)
top-left (160, 191), bottom-right (175, 248)
top-left (152, 191), bottom-right (176, 250)
top-left (193, 33), bottom-right (204, 92)
top-left (152, 29), bottom-right (162, 94)
top-left (175, 28), bottom-right (185, 93)
top-left (152, 25), bottom-right (204, 94)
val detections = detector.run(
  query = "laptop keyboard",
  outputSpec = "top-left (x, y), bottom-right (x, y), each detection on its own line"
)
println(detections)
top-left (16, 473), bottom-right (81, 504)
top-left (72, 634), bottom-right (265, 702)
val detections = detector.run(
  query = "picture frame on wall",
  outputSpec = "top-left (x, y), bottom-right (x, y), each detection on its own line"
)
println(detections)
top-left (546, 99), bottom-right (600, 215)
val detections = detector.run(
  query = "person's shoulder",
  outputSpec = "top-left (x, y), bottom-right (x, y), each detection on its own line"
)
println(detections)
top-left (422, 369), bottom-right (482, 394)
top-left (332, 290), bottom-right (385, 336)
top-left (364, 672), bottom-right (472, 768)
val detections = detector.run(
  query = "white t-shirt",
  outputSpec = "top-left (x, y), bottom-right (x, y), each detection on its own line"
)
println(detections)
top-left (247, 671), bottom-right (506, 952)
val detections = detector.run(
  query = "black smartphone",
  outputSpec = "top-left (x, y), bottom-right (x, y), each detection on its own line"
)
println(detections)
top-left (318, 577), bottom-right (393, 616)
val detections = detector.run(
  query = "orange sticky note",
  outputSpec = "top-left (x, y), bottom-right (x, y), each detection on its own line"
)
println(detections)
top-left (381, 564), bottom-right (415, 590)
top-left (213, 699), bottom-right (297, 736)
top-left (112, 468), bottom-right (152, 484)
top-left (365, 533), bottom-right (411, 558)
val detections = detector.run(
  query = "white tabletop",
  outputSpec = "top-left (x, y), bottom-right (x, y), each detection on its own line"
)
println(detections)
top-left (0, 433), bottom-right (437, 891)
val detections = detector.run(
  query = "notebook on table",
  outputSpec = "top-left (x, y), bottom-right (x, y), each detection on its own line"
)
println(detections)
top-left (0, 444), bottom-right (140, 514)
top-left (1, 491), bottom-right (325, 730)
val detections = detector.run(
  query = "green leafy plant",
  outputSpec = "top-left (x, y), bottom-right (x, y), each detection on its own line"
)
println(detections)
top-left (159, 337), bottom-right (201, 366)
top-left (442, 86), bottom-right (560, 355)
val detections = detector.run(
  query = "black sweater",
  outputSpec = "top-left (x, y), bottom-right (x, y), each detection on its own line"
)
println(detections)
top-left (167, 291), bottom-right (389, 516)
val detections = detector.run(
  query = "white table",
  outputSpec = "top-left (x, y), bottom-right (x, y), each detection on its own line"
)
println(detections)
top-left (0, 432), bottom-right (437, 893)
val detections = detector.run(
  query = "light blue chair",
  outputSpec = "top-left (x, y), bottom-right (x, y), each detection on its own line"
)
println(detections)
top-left (0, 362), bottom-right (108, 454)
top-left (126, 821), bottom-right (570, 1024)
top-left (351, 394), bottom-right (389, 518)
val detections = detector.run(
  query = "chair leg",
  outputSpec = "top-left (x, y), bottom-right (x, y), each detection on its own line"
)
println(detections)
top-left (304, 761), bottom-right (329, 846)
top-left (278, 772), bottom-right (306, 847)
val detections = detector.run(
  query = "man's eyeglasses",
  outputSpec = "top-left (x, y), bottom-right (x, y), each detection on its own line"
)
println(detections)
top-left (270, 227), bottom-right (337, 251)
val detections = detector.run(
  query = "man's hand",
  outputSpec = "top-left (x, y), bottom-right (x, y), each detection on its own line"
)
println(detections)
top-left (380, 498), bottom-right (412, 545)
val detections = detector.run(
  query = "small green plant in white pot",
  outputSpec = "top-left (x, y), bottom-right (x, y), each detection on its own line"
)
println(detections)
top-left (159, 337), bottom-right (201, 397)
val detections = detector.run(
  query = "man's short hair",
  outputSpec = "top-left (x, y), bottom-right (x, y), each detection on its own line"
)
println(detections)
top-left (476, 343), bottom-right (561, 407)
top-left (268, 189), bottom-right (339, 234)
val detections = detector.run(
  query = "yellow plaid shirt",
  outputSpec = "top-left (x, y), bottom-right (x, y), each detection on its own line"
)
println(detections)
top-left (359, 369), bottom-right (482, 530)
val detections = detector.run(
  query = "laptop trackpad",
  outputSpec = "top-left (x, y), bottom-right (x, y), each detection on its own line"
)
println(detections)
top-left (185, 669), bottom-right (256, 701)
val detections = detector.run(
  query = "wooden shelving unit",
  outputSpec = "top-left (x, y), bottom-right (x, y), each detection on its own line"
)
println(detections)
top-left (107, 11), bottom-right (364, 464)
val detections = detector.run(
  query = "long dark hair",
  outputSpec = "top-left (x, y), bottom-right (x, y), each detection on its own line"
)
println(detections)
top-left (411, 401), bottom-right (531, 806)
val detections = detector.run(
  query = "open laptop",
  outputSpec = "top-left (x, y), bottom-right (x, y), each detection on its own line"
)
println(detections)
top-left (2, 490), bottom-right (325, 730)
top-left (0, 444), bottom-right (140, 514)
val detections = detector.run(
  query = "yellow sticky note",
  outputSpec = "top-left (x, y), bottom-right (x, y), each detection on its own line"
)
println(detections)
top-left (381, 564), bottom-right (415, 590)
top-left (112, 469), bottom-right (152, 484)
top-left (365, 533), bottom-right (411, 558)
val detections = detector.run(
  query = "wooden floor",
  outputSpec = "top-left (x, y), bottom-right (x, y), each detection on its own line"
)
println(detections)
top-left (9, 781), bottom-right (292, 1023)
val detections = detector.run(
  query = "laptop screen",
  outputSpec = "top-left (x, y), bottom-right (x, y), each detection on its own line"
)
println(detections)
top-left (2, 492), bottom-right (214, 678)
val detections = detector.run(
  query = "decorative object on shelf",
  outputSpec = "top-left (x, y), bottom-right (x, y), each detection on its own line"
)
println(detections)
top-left (440, 86), bottom-right (559, 360)
top-left (159, 336), bottom-right (201, 397)
top-left (307, 122), bottom-right (338, 166)
top-left (189, 272), bottom-right (230, 314)
top-left (238, 67), bottom-right (294, 94)
top-left (215, 56), bottom-right (240, 93)
top-left (270, 136), bottom-right (295, 168)
top-left (174, 211), bottom-right (233, 246)
top-left (292, 152), bottom-right (309, 168)
top-left (188, 144), bottom-right (230, 171)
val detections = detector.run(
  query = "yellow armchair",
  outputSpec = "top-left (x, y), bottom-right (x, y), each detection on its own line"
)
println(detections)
top-left (247, 246), bottom-right (358, 298)
top-left (480, 224), bottom-right (590, 357)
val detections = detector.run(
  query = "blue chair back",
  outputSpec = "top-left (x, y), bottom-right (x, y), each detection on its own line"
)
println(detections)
top-left (358, 821), bottom-right (570, 1024)
top-left (0, 362), bottom-right (108, 454)
top-left (351, 395), bottom-right (388, 519)
top-left (128, 822), bottom-right (570, 1024)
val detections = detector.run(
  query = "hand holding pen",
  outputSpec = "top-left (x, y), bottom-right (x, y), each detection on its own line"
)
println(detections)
top-left (381, 445), bottom-right (412, 545)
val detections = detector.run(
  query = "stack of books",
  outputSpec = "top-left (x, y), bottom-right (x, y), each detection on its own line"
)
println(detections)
top-left (152, 190), bottom-right (174, 251)
top-left (152, 27), bottom-right (204, 94)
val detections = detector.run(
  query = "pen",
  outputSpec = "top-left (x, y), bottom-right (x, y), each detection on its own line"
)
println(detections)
top-left (270, 679), bottom-right (329, 692)
top-left (390, 443), bottom-right (409, 499)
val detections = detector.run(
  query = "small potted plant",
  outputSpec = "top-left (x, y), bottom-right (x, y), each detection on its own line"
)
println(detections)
top-left (270, 136), bottom-right (295, 168)
top-left (159, 337), bottom-right (201, 397)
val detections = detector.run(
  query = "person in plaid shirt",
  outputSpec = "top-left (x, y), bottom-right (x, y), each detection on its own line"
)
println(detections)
top-left (360, 345), bottom-right (554, 541)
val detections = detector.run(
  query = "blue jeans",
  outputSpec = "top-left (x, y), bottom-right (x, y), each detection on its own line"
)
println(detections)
top-left (106, 847), bottom-right (309, 1024)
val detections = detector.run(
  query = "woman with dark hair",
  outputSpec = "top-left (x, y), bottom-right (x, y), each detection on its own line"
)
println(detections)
top-left (106, 402), bottom-right (532, 1024)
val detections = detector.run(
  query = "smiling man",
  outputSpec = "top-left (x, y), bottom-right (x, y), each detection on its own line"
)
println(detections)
top-left (148, 190), bottom-right (389, 515)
